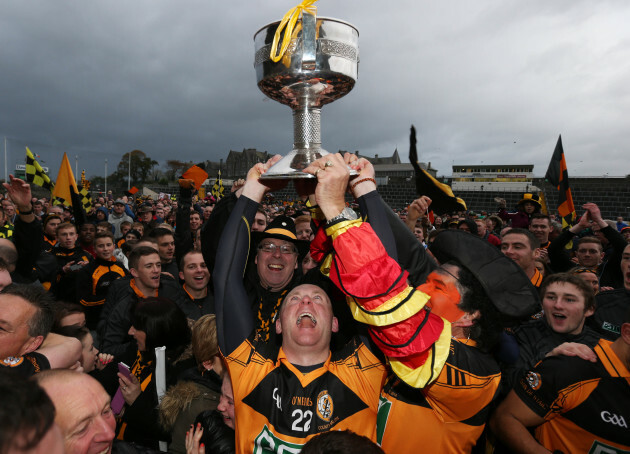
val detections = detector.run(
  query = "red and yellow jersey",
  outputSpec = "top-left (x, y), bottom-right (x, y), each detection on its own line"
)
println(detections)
top-left (515, 339), bottom-right (630, 452)
top-left (325, 220), bottom-right (454, 389)
top-left (377, 339), bottom-right (501, 453)
top-left (225, 337), bottom-right (386, 454)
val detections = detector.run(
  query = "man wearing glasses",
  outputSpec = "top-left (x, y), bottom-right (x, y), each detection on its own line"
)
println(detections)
top-left (210, 172), bottom-right (310, 344)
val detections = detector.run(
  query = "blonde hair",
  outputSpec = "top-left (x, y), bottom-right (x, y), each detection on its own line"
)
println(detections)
top-left (191, 314), bottom-right (218, 366)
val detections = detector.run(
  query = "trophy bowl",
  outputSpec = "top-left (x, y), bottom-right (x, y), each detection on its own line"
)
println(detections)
top-left (254, 12), bottom-right (359, 179)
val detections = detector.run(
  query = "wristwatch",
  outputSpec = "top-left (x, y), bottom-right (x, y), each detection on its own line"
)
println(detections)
top-left (326, 207), bottom-right (358, 226)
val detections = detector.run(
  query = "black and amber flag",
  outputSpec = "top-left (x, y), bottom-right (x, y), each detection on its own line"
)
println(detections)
top-left (545, 135), bottom-right (576, 228)
top-left (211, 170), bottom-right (225, 199)
top-left (79, 171), bottom-right (92, 212)
top-left (25, 147), bottom-right (54, 191)
top-left (51, 153), bottom-right (79, 207)
top-left (409, 126), bottom-right (466, 215)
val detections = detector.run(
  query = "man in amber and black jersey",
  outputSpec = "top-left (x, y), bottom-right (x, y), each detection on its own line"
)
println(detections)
top-left (305, 155), bottom-right (539, 454)
top-left (502, 273), bottom-right (601, 392)
top-left (98, 246), bottom-right (183, 357)
top-left (529, 213), bottom-right (553, 266)
top-left (589, 243), bottom-right (630, 341)
top-left (214, 156), bottom-right (388, 453)
top-left (41, 214), bottom-right (61, 253)
top-left (47, 222), bottom-right (92, 301)
top-left (501, 228), bottom-right (544, 289)
top-left (492, 306), bottom-right (630, 452)
top-left (76, 232), bottom-right (128, 331)
top-left (0, 284), bottom-right (81, 377)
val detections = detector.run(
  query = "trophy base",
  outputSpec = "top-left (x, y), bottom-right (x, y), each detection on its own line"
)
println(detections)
top-left (260, 149), bottom-right (357, 180)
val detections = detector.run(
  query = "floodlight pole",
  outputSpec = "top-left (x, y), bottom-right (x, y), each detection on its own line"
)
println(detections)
top-left (105, 159), bottom-right (108, 194)
top-left (3, 137), bottom-right (7, 183)
top-left (128, 152), bottom-right (131, 190)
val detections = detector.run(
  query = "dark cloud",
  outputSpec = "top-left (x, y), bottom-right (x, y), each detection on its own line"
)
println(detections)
top-left (1, 0), bottom-right (628, 181)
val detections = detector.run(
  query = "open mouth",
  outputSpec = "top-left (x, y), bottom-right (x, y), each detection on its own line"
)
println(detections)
top-left (268, 264), bottom-right (284, 271)
top-left (552, 313), bottom-right (567, 321)
top-left (297, 312), bottom-right (317, 327)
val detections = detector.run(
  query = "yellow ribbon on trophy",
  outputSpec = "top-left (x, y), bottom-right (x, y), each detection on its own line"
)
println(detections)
top-left (270, 0), bottom-right (319, 63)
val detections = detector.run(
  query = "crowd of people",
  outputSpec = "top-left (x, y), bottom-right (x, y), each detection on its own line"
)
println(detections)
top-left (0, 153), bottom-right (629, 454)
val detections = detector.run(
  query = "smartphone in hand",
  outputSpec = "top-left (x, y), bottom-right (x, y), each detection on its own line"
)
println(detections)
top-left (111, 362), bottom-right (133, 414)
top-left (117, 362), bottom-right (133, 380)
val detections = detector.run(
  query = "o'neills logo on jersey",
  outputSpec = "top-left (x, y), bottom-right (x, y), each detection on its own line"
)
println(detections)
top-left (525, 371), bottom-right (542, 391)
top-left (316, 391), bottom-right (334, 422)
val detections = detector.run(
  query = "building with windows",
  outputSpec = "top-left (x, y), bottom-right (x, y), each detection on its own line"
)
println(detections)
top-left (451, 164), bottom-right (539, 192)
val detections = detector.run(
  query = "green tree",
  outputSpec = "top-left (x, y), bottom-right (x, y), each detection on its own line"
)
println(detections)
top-left (115, 150), bottom-right (158, 186)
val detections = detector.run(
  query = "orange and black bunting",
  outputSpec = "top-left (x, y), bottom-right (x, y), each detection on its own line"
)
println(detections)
top-left (545, 135), bottom-right (576, 228)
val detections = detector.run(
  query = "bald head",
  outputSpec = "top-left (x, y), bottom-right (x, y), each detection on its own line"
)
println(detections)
top-left (36, 370), bottom-right (116, 454)
top-left (0, 238), bottom-right (17, 273)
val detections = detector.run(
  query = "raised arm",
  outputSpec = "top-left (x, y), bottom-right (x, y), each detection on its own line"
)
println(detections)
top-left (304, 154), bottom-right (451, 388)
top-left (344, 155), bottom-right (396, 262)
top-left (174, 182), bottom-right (194, 266)
top-left (345, 155), bottom-right (436, 285)
top-left (548, 209), bottom-right (591, 272)
top-left (213, 195), bottom-right (258, 355)
top-left (37, 333), bottom-right (83, 369)
top-left (200, 191), bottom-right (239, 276)
top-left (214, 156), bottom-right (284, 355)
top-left (2, 176), bottom-right (43, 282)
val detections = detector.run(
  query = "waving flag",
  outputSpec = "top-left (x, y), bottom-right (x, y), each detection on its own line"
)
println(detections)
top-left (211, 170), bottom-right (225, 199)
top-left (545, 135), bottom-right (576, 228)
top-left (25, 147), bottom-right (54, 191)
top-left (51, 153), bottom-right (79, 207)
top-left (409, 126), bottom-right (466, 214)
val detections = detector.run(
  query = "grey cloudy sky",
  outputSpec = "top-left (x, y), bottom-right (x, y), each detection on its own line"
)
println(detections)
top-left (1, 0), bottom-right (629, 182)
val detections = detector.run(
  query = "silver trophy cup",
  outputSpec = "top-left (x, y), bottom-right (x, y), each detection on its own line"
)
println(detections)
top-left (254, 11), bottom-right (359, 179)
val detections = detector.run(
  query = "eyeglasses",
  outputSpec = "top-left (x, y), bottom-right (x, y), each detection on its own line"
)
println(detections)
top-left (258, 243), bottom-right (296, 254)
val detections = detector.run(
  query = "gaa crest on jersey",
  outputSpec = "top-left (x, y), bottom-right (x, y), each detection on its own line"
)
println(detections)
top-left (316, 391), bottom-right (333, 422)
top-left (525, 371), bottom-right (542, 390)
top-left (1, 356), bottom-right (24, 367)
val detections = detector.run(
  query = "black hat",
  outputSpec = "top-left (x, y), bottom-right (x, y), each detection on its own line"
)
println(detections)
top-left (252, 215), bottom-right (310, 257)
top-left (125, 229), bottom-right (142, 240)
top-left (430, 230), bottom-right (540, 319)
top-left (518, 193), bottom-right (542, 207)
top-left (42, 213), bottom-right (61, 227)
top-left (137, 203), bottom-right (155, 214)
top-left (458, 219), bottom-right (478, 236)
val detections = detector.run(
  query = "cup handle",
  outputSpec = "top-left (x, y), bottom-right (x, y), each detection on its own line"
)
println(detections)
top-left (301, 10), bottom-right (317, 70)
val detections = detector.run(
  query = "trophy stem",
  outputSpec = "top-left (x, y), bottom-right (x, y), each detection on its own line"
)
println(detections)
top-left (293, 105), bottom-right (321, 150)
